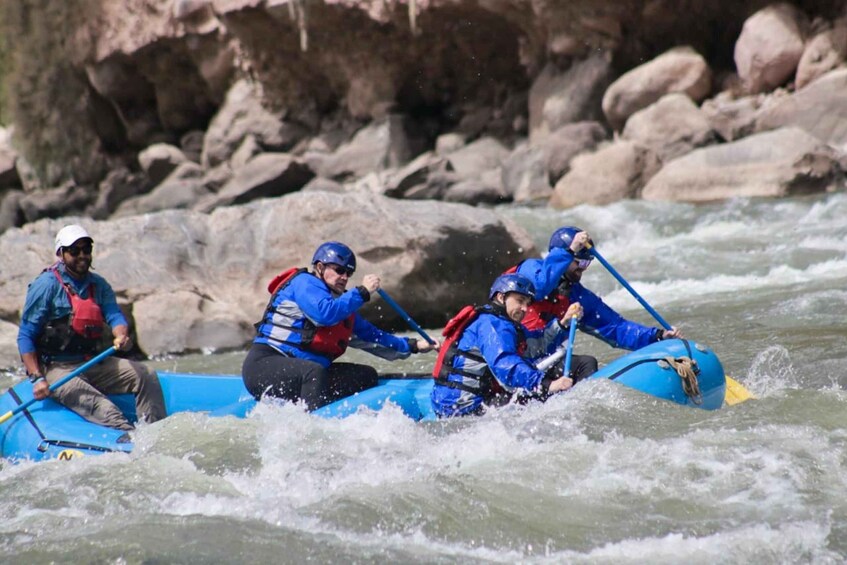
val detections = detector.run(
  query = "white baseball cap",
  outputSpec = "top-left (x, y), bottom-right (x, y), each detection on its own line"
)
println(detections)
top-left (55, 224), bottom-right (93, 256)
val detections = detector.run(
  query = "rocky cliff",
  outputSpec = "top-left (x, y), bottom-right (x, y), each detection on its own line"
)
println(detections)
top-left (1, 0), bottom-right (847, 365)
top-left (1, 0), bottom-right (846, 220)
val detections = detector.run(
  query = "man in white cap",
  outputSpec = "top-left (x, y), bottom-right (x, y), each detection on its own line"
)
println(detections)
top-left (16, 224), bottom-right (166, 431)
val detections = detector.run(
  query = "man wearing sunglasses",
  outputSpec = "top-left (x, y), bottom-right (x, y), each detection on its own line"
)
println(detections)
top-left (243, 241), bottom-right (438, 410)
top-left (16, 224), bottom-right (166, 431)
top-left (511, 226), bottom-right (681, 377)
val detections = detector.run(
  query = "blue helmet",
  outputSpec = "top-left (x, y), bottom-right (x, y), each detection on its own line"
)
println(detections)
top-left (489, 273), bottom-right (536, 300)
top-left (549, 226), bottom-right (593, 259)
top-left (312, 241), bottom-right (356, 272)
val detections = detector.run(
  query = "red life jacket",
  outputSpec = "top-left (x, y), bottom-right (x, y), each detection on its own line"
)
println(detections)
top-left (52, 267), bottom-right (104, 339)
top-left (263, 267), bottom-right (356, 360)
top-left (431, 305), bottom-right (480, 380)
top-left (503, 264), bottom-right (571, 332)
top-left (37, 267), bottom-right (105, 358)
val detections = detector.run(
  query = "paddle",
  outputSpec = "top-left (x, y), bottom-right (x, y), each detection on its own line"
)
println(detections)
top-left (536, 341), bottom-right (567, 371)
top-left (376, 289), bottom-right (437, 345)
top-left (0, 346), bottom-right (117, 425)
top-left (535, 316), bottom-right (578, 373)
top-left (586, 244), bottom-right (754, 404)
top-left (563, 315), bottom-right (578, 379)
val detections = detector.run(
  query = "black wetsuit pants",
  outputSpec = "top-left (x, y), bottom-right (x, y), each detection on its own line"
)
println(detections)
top-left (242, 343), bottom-right (378, 411)
top-left (568, 354), bottom-right (599, 383)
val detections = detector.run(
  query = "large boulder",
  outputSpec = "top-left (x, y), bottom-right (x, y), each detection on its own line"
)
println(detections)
top-left (501, 145), bottom-right (552, 203)
top-left (642, 127), bottom-right (844, 202)
top-left (115, 162), bottom-right (209, 217)
top-left (753, 68), bottom-right (847, 150)
top-left (550, 140), bottom-right (659, 208)
top-left (535, 121), bottom-right (608, 183)
top-left (700, 92), bottom-right (764, 142)
top-left (138, 143), bottom-right (189, 185)
top-left (734, 3), bottom-right (807, 94)
top-left (795, 20), bottom-right (847, 89)
top-left (19, 183), bottom-right (94, 223)
top-left (384, 152), bottom-right (456, 200)
top-left (443, 177), bottom-right (510, 205)
top-left (132, 289), bottom-right (254, 356)
top-left (622, 93), bottom-right (718, 162)
top-left (0, 191), bottom-right (25, 234)
top-left (602, 46), bottom-right (712, 130)
top-left (305, 116), bottom-right (416, 181)
top-left (201, 80), bottom-right (309, 168)
top-left (196, 153), bottom-right (314, 211)
top-left (0, 320), bottom-right (18, 369)
top-left (0, 127), bottom-right (20, 190)
top-left (88, 167), bottom-right (152, 219)
top-left (0, 192), bottom-right (535, 365)
top-left (528, 53), bottom-right (613, 142)
top-left (446, 137), bottom-right (510, 181)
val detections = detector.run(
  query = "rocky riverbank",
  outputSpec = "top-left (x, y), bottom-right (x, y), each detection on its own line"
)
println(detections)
top-left (1, 0), bottom-right (846, 365)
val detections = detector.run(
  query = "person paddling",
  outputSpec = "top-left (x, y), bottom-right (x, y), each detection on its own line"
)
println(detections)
top-left (16, 225), bottom-right (166, 431)
top-left (242, 241), bottom-right (438, 410)
top-left (430, 273), bottom-right (578, 417)
top-left (511, 226), bottom-right (682, 363)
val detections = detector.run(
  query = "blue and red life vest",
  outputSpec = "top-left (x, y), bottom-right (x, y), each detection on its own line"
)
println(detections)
top-left (431, 304), bottom-right (524, 399)
top-left (261, 267), bottom-right (355, 360)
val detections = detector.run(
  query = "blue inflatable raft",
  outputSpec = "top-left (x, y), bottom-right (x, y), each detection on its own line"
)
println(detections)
top-left (311, 338), bottom-right (725, 419)
top-left (0, 373), bottom-right (249, 463)
top-left (0, 339), bottom-right (725, 462)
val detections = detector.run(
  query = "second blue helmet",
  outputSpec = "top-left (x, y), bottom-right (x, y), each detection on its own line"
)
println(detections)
top-left (489, 273), bottom-right (536, 300)
top-left (312, 241), bottom-right (356, 272)
top-left (548, 226), bottom-right (593, 260)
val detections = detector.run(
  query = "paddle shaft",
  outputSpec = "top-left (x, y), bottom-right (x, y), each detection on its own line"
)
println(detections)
top-left (376, 289), bottom-right (436, 345)
top-left (536, 343), bottom-right (566, 372)
top-left (588, 247), bottom-right (673, 331)
top-left (563, 315), bottom-right (578, 378)
top-left (587, 244), bottom-right (754, 401)
top-left (0, 346), bottom-right (117, 425)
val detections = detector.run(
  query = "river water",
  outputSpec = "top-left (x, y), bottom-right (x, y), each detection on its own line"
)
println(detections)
top-left (2, 192), bottom-right (846, 563)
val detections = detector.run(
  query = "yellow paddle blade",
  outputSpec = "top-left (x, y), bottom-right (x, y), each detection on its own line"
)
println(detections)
top-left (725, 375), bottom-right (754, 406)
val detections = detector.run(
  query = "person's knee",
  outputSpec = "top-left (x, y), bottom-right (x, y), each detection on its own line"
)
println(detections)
top-left (359, 366), bottom-right (378, 388)
top-left (572, 355), bottom-right (598, 383)
top-left (133, 362), bottom-right (159, 383)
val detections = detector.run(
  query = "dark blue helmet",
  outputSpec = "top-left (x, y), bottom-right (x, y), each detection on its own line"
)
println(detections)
top-left (549, 226), bottom-right (593, 259)
top-left (489, 273), bottom-right (536, 300)
top-left (312, 241), bottom-right (356, 272)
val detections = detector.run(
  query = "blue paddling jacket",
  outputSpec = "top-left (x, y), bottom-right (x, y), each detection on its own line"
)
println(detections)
top-left (254, 269), bottom-right (413, 368)
top-left (515, 247), bottom-right (662, 352)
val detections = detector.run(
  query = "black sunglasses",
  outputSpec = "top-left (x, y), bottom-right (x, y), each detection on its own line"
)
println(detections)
top-left (326, 263), bottom-right (354, 277)
top-left (64, 244), bottom-right (93, 257)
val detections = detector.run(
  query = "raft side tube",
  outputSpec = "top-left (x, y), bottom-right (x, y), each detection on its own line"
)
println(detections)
top-left (589, 339), bottom-right (726, 410)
